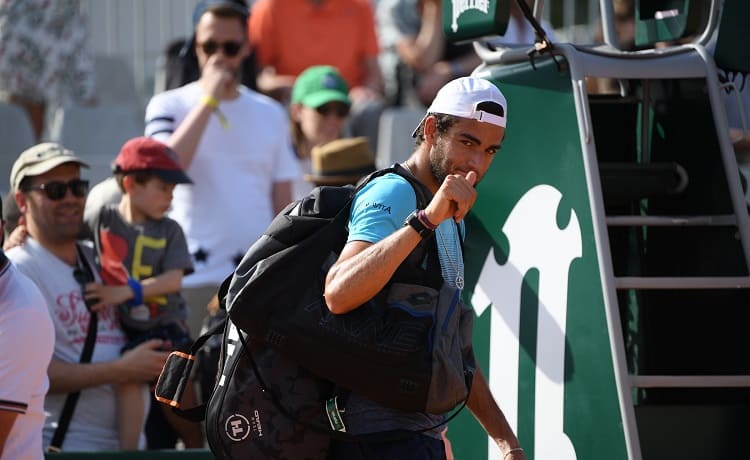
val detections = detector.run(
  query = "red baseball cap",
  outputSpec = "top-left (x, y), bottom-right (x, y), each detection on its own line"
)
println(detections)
top-left (113, 137), bottom-right (192, 184)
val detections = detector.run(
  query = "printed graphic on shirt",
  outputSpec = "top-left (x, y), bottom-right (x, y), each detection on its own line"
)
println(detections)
top-left (99, 228), bottom-right (168, 321)
top-left (363, 201), bottom-right (392, 214)
top-left (53, 281), bottom-right (122, 346)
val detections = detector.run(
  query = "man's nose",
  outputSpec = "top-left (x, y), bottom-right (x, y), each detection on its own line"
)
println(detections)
top-left (467, 149), bottom-right (483, 168)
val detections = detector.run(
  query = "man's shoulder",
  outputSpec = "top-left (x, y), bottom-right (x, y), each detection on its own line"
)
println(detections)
top-left (6, 243), bottom-right (46, 286)
top-left (353, 173), bottom-right (417, 217)
top-left (148, 82), bottom-right (199, 108)
top-left (2, 261), bottom-right (40, 298)
top-left (1, 264), bottom-right (52, 325)
top-left (358, 173), bottom-right (415, 198)
top-left (348, 172), bottom-right (418, 242)
top-left (6, 243), bottom-right (35, 266)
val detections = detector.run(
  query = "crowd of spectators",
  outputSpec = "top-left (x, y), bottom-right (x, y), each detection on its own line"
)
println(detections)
top-left (3, 0), bottom-right (748, 456)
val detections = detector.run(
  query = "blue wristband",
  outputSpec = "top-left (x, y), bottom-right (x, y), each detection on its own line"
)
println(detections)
top-left (126, 277), bottom-right (143, 306)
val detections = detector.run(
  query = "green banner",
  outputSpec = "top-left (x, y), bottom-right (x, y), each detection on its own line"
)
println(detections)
top-left (450, 58), bottom-right (630, 460)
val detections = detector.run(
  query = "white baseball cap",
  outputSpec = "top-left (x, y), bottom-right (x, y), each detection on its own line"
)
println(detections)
top-left (412, 76), bottom-right (507, 137)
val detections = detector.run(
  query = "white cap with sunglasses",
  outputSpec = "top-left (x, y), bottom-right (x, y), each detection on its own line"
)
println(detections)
top-left (10, 143), bottom-right (89, 192)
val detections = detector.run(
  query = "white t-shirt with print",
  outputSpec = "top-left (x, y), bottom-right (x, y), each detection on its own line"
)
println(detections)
top-left (7, 239), bottom-right (127, 451)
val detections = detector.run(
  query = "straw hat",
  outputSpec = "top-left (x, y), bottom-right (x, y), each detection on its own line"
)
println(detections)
top-left (305, 137), bottom-right (375, 186)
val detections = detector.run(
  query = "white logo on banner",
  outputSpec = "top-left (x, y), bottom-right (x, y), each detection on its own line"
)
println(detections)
top-left (473, 185), bottom-right (581, 460)
top-left (451, 0), bottom-right (490, 32)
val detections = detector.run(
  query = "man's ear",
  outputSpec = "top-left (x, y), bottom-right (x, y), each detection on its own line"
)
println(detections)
top-left (14, 190), bottom-right (27, 214)
top-left (423, 115), bottom-right (438, 145)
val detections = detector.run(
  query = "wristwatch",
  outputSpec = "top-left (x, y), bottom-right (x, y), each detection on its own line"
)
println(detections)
top-left (404, 210), bottom-right (434, 238)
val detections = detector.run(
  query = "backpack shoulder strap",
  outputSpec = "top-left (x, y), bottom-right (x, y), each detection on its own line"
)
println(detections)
top-left (392, 163), bottom-right (432, 209)
top-left (352, 163), bottom-right (432, 210)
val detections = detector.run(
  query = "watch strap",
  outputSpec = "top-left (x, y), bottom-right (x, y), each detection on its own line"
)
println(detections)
top-left (404, 210), bottom-right (434, 238)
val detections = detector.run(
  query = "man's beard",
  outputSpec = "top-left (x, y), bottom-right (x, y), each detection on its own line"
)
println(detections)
top-left (429, 140), bottom-right (450, 184)
top-left (36, 204), bottom-right (84, 243)
top-left (49, 220), bottom-right (83, 243)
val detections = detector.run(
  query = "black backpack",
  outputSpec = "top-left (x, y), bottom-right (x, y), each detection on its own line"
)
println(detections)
top-left (155, 165), bottom-right (475, 458)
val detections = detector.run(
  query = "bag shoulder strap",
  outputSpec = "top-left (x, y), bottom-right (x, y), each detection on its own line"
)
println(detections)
top-left (355, 163), bottom-right (432, 209)
top-left (48, 243), bottom-right (99, 452)
top-left (168, 316), bottom-right (228, 422)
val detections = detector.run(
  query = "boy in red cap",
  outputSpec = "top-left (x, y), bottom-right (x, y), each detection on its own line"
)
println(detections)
top-left (83, 137), bottom-right (200, 450)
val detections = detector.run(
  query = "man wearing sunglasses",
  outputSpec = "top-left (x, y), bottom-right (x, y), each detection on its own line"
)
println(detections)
top-left (6, 143), bottom-right (170, 452)
top-left (145, 0), bottom-right (300, 339)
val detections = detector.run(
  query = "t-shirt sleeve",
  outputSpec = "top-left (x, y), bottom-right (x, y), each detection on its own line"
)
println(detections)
top-left (0, 307), bottom-right (53, 414)
top-left (144, 93), bottom-right (179, 142)
top-left (348, 174), bottom-right (417, 244)
top-left (162, 219), bottom-right (195, 276)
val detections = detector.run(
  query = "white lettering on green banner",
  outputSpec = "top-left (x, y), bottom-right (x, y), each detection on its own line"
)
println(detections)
top-left (451, 0), bottom-right (490, 32)
top-left (472, 185), bottom-right (582, 460)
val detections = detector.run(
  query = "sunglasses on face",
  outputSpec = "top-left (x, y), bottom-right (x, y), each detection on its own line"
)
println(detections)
top-left (198, 40), bottom-right (243, 57)
top-left (315, 103), bottom-right (350, 118)
top-left (25, 179), bottom-right (89, 201)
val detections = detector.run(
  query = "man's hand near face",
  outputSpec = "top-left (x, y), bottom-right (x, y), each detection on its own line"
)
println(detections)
top-left (424, 171), bottom-right (478, 225)
top-left (201, 54), bottom-right (236, 100)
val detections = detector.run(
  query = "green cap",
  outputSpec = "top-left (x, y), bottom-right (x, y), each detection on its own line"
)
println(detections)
top-left (291, 66), bottom-right (351, 108)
